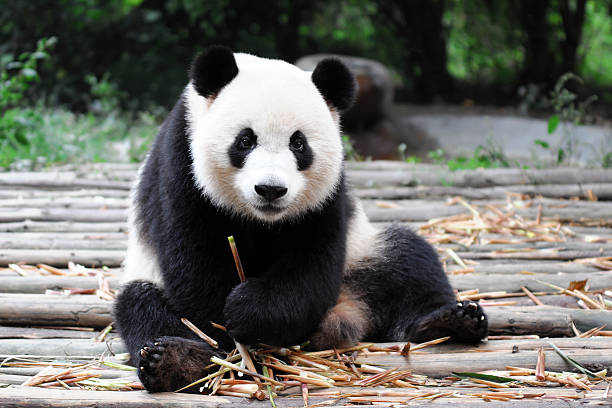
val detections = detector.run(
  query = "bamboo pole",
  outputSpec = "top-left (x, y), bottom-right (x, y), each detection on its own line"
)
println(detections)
top-left (0, 294), bottom-right (112, 328)
top-left (0, 249), bottom-right (125, 267)
top-left (449, 271), bottom-right (612, 292)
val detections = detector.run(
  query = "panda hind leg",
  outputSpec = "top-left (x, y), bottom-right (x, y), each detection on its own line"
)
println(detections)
top-left (113, 280), bottom-right (220, 392)
top-left (347, 224), bottom-right (487, 344)
top-left (308, 289), bottom-right (370, 350)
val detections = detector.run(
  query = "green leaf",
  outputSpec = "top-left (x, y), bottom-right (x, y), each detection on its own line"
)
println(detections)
top-left (534, 139), bottom-right (549, 149)
top-left (6, 61), bottom-right (22, 69)
top-left (21, 68), bottom-right (37, 79)
top-left (557, 148), bottom-right (565, 163)
top-left (452, 372), bottom-right (517, 383)
top-left (548, 115), bottom-right (560, 134)
top-left (546, 341), bottom-right (603, 379)
top-left (31, 51), bottom-right (48, 60)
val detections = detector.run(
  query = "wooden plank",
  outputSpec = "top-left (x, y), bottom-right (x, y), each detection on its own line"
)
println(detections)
top-left (355, 347), bottom-right (612, 378)
top-left (0, 221), bottom-right (127, 233)
top-left (487, 306), bottom-right (612, 334)
top-left (394, 336), bottom-right (612, 353)
top-left (347, 167), bottom-right (612, 188)
top-left (0, 208), bottom-right (126, 223)
top-left (0, 197), bottom-right (129, 208)
top-left (0, 294), bottom-right (112, 328)
top-left (449, 271), bottom-right (612, 292)
top-left (0, 338), bottom-right (126, 356)
top-left (0, 387), bottom-right (233, 408)
top-left (448, 262), bottom-right (600, 275)
top-left (0, 276), bottom-right (119, 294)
top-left (0, 249), bottom-right (125, 267)
top-left (0, 326), bottom-right (97, 339)
top-left (0, 238), bottom-right (126, 250)
top-left (0, 387), bottom-right (596, 408)
top-left (0, 189), bottom-right (129, 199)
top-left (355, 183), bottom-right (612, 200)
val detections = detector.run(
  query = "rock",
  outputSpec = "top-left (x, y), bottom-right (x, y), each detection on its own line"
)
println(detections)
top-left (295, 54), bottom-right (394, 131)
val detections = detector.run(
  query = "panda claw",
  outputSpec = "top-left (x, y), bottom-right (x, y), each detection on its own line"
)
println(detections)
top-left (140, 348), bottom-right (148, 358)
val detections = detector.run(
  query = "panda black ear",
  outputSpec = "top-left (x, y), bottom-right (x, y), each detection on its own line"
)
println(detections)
top-left (311, 58), bottom-right (356, 111)
top-left (190, 45), bottom-right (239, 98)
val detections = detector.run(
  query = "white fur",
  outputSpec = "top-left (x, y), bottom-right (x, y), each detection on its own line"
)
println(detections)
top-left (185, 53), bottom-right (343, 222)
top-left (122, 155), bottom-right (163, 286)
top-left (345, 200), bottom-right (381, 271)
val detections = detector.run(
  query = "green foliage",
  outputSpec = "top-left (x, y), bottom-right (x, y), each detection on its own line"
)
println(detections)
top-left (578, 2), bottom-right (612, 91)
top-left (0, 37), bottom-right (56, 168)
top-left (3, 107), bottom-right (158, 169)
top-left (0, 37), bottom-right (158, 169)
top-left (539, 73), bottom-right (598, 164)
top-left (602, 152), bottom-right (612, 168)
top-left (397, 143), bottom-right (421, 163)
top-left (342, 134), bottom-right (362, 161)
top-left (446, 146), bottom-right (501, 171)
top-left (427, 149), bottom-right (446, 165)
top-left (445, 0), bottom-right (523, 84)
top-left (547, 115), bottom-right (560, 134)
top-left (428, 143), bottom-right (511, 171)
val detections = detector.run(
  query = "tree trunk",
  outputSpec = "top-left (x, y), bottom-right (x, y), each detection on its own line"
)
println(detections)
top-left (559, 0), bottom-right (587, 74)
top-left (518, 0), bottom-right (555, 85)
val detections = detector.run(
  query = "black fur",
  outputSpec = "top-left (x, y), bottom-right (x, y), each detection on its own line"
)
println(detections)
top-left (289, 131), bottom-right (313, 170)
top-left (191, 45), bottom-right (239, 97)
top-left (343, 224), bottom-right (487, 343)
top-left (228, 128), bottom-right (257, 168)
top-left (311, 58), bottom-right (356, 110)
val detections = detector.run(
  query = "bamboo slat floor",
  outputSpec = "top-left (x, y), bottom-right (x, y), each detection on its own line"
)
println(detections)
top-left (0, 162), bottom-right (611, 407)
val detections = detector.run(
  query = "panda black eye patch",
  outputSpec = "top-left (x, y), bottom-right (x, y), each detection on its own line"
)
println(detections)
top-left (290, 131), bottom-right (313, 171)
top-left (228, 128), bottom-right (257, 168)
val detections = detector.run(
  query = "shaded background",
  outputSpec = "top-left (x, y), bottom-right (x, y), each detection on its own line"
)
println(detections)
top-left (1, 0), bottom-right (612, 166)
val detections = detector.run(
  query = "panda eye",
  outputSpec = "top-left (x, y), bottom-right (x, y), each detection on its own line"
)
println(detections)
top-left (239, 137), bottom-right (253, 149)
top-left (289, 132), bottom-right (305, 152)
top-left (237, 128), bottom-right (256, 150)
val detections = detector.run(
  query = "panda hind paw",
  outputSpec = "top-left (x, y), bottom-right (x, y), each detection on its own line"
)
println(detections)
top-left (409, 301), bottom-right (488, 344)
top-left (137, 336), bottom-right (217, 393)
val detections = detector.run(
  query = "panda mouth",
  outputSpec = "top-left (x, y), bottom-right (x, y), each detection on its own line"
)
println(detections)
top-left (254, 203), bottom-right (285, 214)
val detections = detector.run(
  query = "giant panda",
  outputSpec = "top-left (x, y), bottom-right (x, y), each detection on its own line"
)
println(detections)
top-left (113, 45), bottom-right (488, 393)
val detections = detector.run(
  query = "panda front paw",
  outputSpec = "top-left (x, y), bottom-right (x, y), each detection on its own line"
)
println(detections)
top-left (224, 280), bottom-right (301, 345)
top-left (408, 301), bottom-right (488, 344)
top-left (137, 336), bottom-right (218, 393)
top-left (224, 282), bottom-right (267, 344)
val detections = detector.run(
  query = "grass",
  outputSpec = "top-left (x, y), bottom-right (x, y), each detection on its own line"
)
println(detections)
top-left (2, 107), bottom-right (159, 170)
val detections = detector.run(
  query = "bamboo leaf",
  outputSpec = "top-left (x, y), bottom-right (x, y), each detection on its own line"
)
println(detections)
top-left (100, 361), bottom-right (137, 371)
top-left (546, 341), bottom-right (601, 379)
top-left (452, 372), bottom-right (517, 383)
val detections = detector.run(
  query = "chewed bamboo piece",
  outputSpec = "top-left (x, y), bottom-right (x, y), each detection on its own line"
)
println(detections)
top-left (421, 196), bottom-right (573, 249)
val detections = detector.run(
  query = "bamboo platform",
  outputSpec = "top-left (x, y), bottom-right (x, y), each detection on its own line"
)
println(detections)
top-left (0, 161), bottom-right (611, 407)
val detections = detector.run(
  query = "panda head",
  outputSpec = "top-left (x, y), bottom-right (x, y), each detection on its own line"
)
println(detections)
top-left (185, 46), bottom-right (356, 223)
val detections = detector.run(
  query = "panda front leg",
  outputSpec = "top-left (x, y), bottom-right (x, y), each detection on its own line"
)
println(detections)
top-left (113, 280), bottom-right (221, 392)
top-left (342, 224), bottom-right (487, 345)
top-left (223, 243), bottom-right (345, 347)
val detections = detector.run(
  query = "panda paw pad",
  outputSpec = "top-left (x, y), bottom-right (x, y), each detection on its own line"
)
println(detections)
top-left (137, 336), bottom-right (216, 393)
top-left (446, 300), bottom-right (488, 341)
top-left (409, 300), bottom-right (488, 343)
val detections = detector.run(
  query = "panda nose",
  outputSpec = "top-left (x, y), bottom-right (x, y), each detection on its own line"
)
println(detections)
top-left (254, 184), bottom-right (287, 201)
